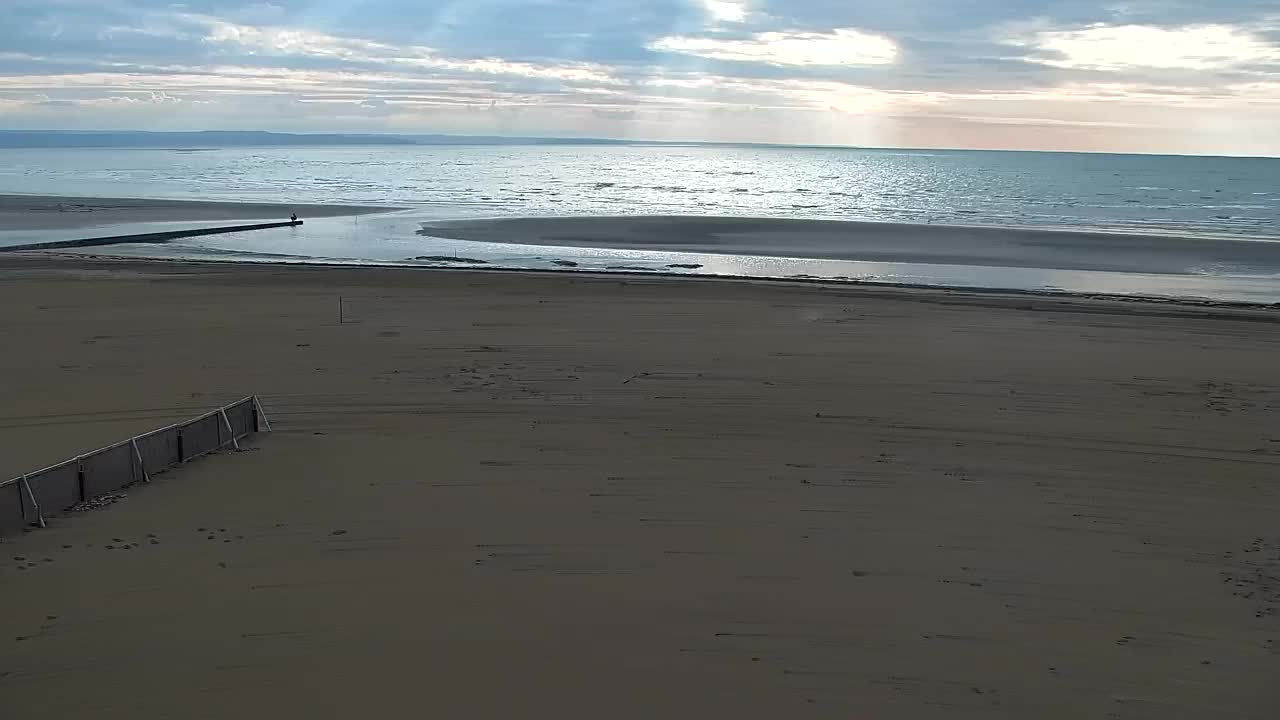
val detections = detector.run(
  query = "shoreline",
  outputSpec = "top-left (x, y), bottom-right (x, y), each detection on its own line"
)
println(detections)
top-left (418, 215), bottom-right (1280, 275)
top-left (4, 252), bottom-right (1278, 319)
top-left (426, 213), bottom-right (1280, 245)
top-left (3, 195), bottom-right (1278, 308)
top-left (0, 220), bottom-right (308, 253)
top-left (0, 193), bottom-right (403, 231)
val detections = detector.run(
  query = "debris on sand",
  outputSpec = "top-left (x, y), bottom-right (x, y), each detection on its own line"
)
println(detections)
top-left (412, 255), bottom-right (488, 264)
top-left (69, 493), bottom-right (127, 512)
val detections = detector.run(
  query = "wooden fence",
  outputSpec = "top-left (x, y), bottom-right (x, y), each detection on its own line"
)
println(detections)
top-left (0, 396), bottom-right (269, 534)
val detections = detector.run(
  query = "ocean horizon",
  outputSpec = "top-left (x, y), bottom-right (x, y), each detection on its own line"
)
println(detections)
top-left (3, 130), bottom-right (1278, 159)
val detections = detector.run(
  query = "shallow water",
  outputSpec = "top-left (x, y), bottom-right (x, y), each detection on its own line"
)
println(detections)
top-left (59, 212), bottom-right (1280, 305)
top-left (2, 144), bottom-right (1277, 302)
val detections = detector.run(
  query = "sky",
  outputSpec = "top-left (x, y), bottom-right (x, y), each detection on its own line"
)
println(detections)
top-left (2, 1), bottom-right (1279, 155)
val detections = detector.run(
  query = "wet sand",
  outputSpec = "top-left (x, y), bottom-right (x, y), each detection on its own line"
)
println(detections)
top-left (0, 194), bottom-right (397, 231)
top-left (420, 215), bottom-right (1280, 275)
top-left (1, 255), bottom-right (1278, 718)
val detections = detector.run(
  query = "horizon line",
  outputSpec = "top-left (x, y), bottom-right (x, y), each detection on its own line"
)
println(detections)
top-left (1, 129), bottom-right (1277, 160)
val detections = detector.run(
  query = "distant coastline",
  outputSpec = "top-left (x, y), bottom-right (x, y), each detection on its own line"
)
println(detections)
top-left (0, 130), bottom-right (673, 149)
top-left (3, 130), bottom-right (1279, 158)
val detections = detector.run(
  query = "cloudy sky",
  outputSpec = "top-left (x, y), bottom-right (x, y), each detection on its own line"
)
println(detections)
top-left (2, 0), bottom-right (1279, 154)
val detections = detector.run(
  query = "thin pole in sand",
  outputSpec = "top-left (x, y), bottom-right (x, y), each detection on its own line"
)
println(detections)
top-left (131, 438), bottom-right (150, 483)
top-left (252, 395), bottom-right (273, 433)
top-left (20, 475), bottom-right (45, 528)
top-left (219, 408), bottom-right (240, 451)
top-left (339, 296), bottom-right (344, 325)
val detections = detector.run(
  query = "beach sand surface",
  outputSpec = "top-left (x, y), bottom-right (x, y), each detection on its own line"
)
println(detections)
top-left (1, 255), bottom-right (1277, 718)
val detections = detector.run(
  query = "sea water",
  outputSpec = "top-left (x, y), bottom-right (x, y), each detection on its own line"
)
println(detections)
top-left (1, 144), bottom-right (1277, 302)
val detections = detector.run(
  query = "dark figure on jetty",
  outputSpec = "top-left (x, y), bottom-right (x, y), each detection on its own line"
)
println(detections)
top-left (290, 212), bottom-right (298, 222)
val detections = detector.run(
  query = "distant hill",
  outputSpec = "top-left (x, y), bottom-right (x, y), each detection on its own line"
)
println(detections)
top-left (0, 131), bottom-right (416, 148)
top-left (0, 130), bottom-right (646, 149)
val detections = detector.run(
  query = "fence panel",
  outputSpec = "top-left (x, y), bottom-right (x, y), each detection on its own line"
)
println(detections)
top-left (26, 461), bottom-right (82, 517)
top-left (0, 482), bottom-right (26, 533)
top-left (180, 414), bottom-right (224, 460)
top-left (225, 399), bottom-right (256, 439)
top-left (135, 429), bottom-right (180, 473)
top-left (80, 442), bottom-right (138, 498)
top-left (3, 397), bottom-right (265, 534)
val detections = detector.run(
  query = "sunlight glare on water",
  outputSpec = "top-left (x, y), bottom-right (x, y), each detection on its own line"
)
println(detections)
top-left (1, 145), bottom-right (1277, 240)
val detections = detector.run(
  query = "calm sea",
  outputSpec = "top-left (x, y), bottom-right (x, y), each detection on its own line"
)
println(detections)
top-left (2, 145), bottom-right (1278, 302)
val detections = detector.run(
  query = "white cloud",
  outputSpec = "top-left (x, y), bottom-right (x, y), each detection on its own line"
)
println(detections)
top-left (762, 79), bottom-right (897, 112)
top-left (202, 20), bottom-right (394, 60)
top-left (1018, 24), bottom-right (1280, 71)
top-left (1225, 80), bottom-right (1280, 101)
top-left (649, 28), bottom-right (898, 66)
top-left (81, 91), bottom-right (183, 106)
top-left (198, 17), bottom-right (621, 85)
top-left (701, 0), bottom-right (749, 24)
top-left (8, 3), bottom-right (1280, 153)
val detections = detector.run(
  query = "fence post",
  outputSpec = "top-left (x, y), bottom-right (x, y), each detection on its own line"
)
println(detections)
top-left (17, 476), bottom-right (28, 519)
top-left (177, 427), bottom-right (185, 463)
top-left (252, 395), bottom-right (273, 433)
top-left (131, 438), bottom-right (150, 483)
top-left (219, 407), bottom-right (240, 451)
top-left (20, 475), bottom-right (45, 529)
top-left (77, 458), bottom-right (86, 501)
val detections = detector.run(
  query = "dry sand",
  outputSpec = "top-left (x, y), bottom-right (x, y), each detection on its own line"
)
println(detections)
top-left (1, 254), bottom-right (1278, 718)
top-left (0, 194), bottom-right (398, 231)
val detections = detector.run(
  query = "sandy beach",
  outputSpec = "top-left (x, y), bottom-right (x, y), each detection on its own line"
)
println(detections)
top-left (0, 194), bottom-right (397, 231)
top-left (420, 215), bottom-right (1280, 275)
top-left (1, 253), bottom-right (1278, 718)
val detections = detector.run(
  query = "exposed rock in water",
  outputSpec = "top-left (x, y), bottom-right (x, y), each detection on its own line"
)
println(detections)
top-left (666, 263), bottom-right (703, 270)
top-left (551, 260), bottom-right (579, 267)
top-left (412, 255), bottom-right (487, 264)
